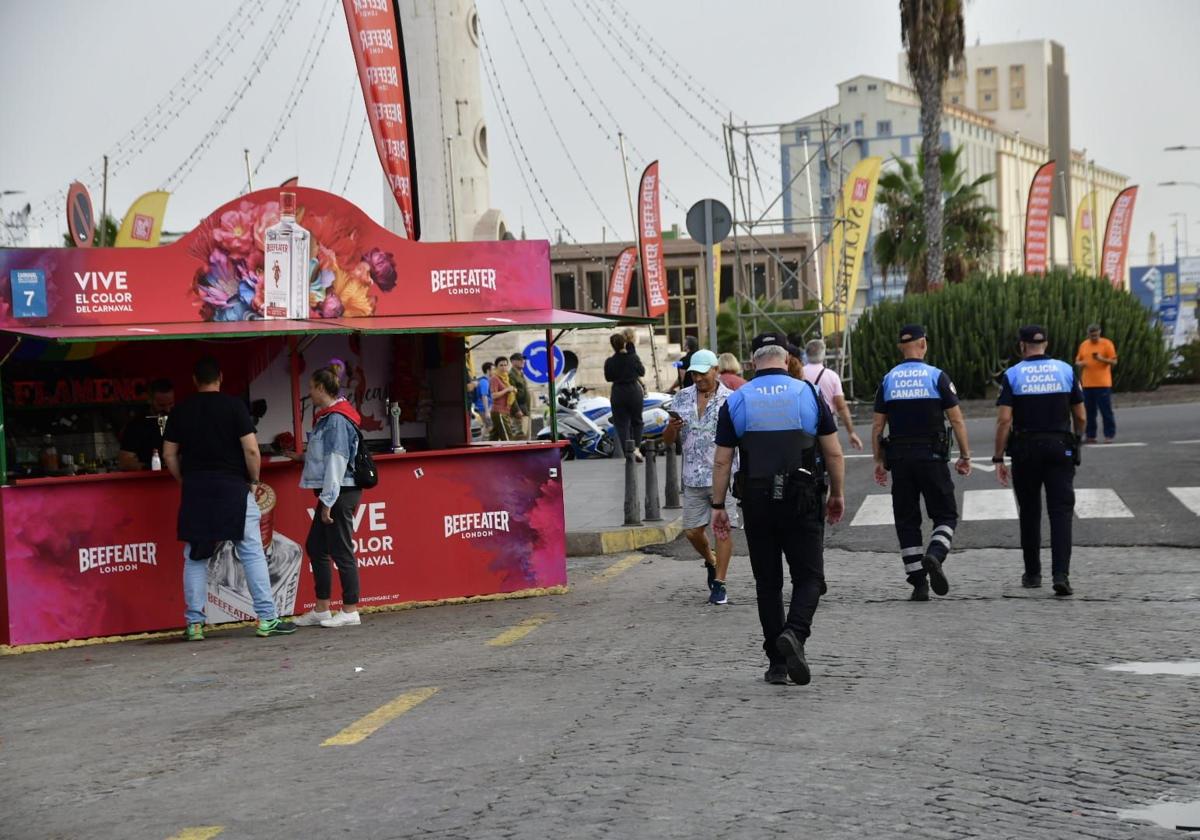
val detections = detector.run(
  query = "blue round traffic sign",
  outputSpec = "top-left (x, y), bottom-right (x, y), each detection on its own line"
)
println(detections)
top-left (522, 340), bottom-right (565, 384)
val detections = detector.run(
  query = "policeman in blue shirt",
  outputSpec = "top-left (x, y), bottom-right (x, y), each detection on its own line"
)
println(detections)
top-left (871, 325), bottom-right (972, 601)
top-left (710, 333), bottom-right (845, 687)
top-left (993, 325), bottom-right (1086, 596)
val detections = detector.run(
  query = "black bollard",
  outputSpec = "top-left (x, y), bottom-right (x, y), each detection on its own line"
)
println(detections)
top-left (644, 444), bottom-right (662, 521)
top-left (623, 439), bottom-right (641, 526)
top-left (663, 442), bottom-right (681, 509)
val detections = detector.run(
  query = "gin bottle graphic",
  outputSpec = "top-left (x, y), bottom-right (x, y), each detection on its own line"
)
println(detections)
top-left (262, 192), bottom-right (311, 319)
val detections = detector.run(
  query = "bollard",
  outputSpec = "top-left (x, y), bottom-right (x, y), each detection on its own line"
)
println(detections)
top-left (623, 439), bottom-right (641, 526)
top-left (643, 444), bottom-right (662, 521)
top-left (663, 442), bottom-right (681, 509)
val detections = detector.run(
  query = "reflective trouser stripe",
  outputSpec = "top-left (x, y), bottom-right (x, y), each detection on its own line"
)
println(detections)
top-left (902, 546), bottom-right (924, 572)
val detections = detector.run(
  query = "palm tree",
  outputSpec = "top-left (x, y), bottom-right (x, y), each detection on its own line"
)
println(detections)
top-left (899, 0), bottom-right (966, 289)
top-left (874, 147), bottom-right (998, 292)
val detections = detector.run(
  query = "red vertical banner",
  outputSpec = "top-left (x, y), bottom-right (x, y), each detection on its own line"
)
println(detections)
top-left (606, 246), bottom-right (638, 315)
top-left (1023, 161), bottom-right (1055, 274)
top-left (1100, 186), bottom-right (1138, 289)
top-left (342, 0), bottom-right (420, 240)
top-left (638, 161), bottom-right (668, 317)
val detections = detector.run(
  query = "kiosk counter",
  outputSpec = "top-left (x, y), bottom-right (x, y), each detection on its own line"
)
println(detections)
top-left (0, 188), bottom-right (612, 647)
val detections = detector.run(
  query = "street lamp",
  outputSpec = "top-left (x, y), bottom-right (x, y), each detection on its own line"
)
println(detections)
top-left (1170, 212), bottom-right (1190, 258)
top-left (1164, 145), bottom-right (1200, 151)
top-left (1159, 181), bottom-right (1200, 189)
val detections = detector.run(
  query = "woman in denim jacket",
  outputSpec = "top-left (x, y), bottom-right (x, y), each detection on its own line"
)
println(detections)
top-left (292, 367), bottom-right (363, 628)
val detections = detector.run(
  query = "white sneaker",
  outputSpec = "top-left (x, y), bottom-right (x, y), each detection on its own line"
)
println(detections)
top-left (320, 611), bottom-right (361, 628)
top-left (292, 610), bottom-right (332, 626)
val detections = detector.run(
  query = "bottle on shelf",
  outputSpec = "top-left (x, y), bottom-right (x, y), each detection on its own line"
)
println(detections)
top-left (262, 191), bottom-right (311, 320)
top-left (150, 448), bottom-right (162, 471)
top-left (38, 434), bottom-right (59, 474)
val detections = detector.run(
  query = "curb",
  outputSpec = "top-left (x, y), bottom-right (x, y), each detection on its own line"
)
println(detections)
top-left (566, 514), bottom-right (684, 556)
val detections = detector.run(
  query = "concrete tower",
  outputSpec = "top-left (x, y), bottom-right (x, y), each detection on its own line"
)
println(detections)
top-left (383, 1), bottom-right (507, 242)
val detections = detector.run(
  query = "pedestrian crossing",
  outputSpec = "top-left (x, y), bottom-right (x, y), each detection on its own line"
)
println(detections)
top-left (849, 487), bottom-right (1199, 526)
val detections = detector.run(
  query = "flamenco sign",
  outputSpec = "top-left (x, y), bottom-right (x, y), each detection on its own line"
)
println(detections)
top-left (0, 187), bottom-right (550, 329)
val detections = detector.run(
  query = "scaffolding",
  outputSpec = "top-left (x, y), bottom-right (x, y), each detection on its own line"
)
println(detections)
top-left (723, 115), bottom-right (859, 396)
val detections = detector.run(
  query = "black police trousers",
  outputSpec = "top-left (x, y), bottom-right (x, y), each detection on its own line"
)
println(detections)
top-left (889, 456), bottom-right (958, 581)
top-left (741, 488), bottom-right (825, 665)
top-left (1011, 442), bottom-right (1076, 577)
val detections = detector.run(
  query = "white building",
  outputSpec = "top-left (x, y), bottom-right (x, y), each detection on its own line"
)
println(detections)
top-left (780, 68), bottom-right (1126, 309)
top-left (384, 1), bottom-right (508, 242)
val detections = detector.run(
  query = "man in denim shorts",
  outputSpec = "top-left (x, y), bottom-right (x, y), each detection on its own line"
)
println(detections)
top-left (663, 349), bottom-right (739, 605)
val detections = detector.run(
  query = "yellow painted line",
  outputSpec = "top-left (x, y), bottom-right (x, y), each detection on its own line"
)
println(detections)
top-left (167, 828), bottom-right (223, 840)
top-left (594, 553), bottom-right (644, 583)
top-left (486, 615), bottom-right (550, 647)
top-left (321, 687), bottom-right (440, 747)
top-left (1, 586), bottom-right (568, 657)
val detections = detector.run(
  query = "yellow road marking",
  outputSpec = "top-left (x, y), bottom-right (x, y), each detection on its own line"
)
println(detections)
top-left (486, 615), bottom-right (550, 647)
top-left (321, 687), bottom-right (440, 747)
top-left (594, 553), bottom-right (644, 583)
top-left (167, 828), bottom-right (223, 840)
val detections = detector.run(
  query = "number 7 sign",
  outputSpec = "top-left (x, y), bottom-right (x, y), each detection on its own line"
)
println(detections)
top-left (10, 269), bottom-right (48, 318)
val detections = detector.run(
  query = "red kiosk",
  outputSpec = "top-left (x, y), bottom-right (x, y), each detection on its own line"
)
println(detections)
top-left (0, 188), bottom-right (612, 647)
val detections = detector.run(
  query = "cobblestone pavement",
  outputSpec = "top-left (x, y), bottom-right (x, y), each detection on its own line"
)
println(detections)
top-left (2, 542), bottom-right (1198, 839)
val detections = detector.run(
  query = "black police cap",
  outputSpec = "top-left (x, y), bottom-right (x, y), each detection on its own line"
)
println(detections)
top-left (750, 331), bottom-right (801, 357)
top-left (898, 324), bottom-right (926, 343)
top-left (1019, 325), bottom-right (1048, 343)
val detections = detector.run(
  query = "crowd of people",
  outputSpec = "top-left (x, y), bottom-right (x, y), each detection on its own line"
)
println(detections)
top-left (661, 323), bottom-right (1113, 687)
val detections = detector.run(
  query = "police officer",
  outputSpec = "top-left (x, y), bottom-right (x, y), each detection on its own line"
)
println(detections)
top-left (993, 325), bottom-right (1085, 596)
top-left (871, 325), bottom-right (971, 601)
top-left (710, 333), bottom-right (845, 686)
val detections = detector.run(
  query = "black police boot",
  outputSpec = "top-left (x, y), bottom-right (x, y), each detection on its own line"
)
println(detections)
top-left (909, 579), bottom-right (930, 601)
top-left (774, 628), bottom-right (811, 686)
top-left (1052, 574), bottom-right (1073, 597)
top-left (1021, 573), bottom-right (1042, 588)
top-left (764, 663), bottom-right (789, 685)
top-left (820, 577), bottom-right (828, 596)
top-left (922, 554), bottom-right (950, 596)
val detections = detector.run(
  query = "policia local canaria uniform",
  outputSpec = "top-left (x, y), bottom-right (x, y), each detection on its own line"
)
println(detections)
top-left (997, 326), bottom-right (1084, 595)
top-left (715, 336), bottom-right (836, 684)
top-left (874, 325), bottom-right (961, 599)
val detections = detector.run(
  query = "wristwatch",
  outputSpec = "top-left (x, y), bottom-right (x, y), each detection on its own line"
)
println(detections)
top-left (711, 500), bottom-right (726, 510)
top-left (991, 456), bottom-right (1004, 463)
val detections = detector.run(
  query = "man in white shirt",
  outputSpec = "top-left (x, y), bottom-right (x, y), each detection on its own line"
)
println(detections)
top-left (801, 339), bottom-right (863, 451)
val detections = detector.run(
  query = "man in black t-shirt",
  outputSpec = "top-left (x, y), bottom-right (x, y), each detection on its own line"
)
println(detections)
top-left (162, 356), bottom-right (294, 640)
top-left (118, 379), bottom-right (175, 471)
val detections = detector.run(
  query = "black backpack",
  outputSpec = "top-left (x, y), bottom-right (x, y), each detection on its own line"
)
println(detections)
top-left (353, 426), bottom-right (378, 489)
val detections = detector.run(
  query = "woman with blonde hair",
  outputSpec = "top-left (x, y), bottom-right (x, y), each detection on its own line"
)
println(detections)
top-left (716, 352), bottom-right (746, 390)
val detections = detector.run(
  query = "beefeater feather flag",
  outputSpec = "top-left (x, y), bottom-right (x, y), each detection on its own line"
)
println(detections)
top-left (343, 0), bottom-right (420, 240)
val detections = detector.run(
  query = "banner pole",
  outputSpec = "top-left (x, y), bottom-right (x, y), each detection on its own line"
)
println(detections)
top-left (99, 155), bottom-right (108, 247)
top-left (620, 133), bottom-right (662, 389)
top-left (244, 149), bottom-right (254, 194)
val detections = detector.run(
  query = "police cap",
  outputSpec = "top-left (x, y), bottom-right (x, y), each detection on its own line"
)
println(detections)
top-left (750, 331), bottom-right (800, 357)
top-left (898, 324), bottom-right (926, 343)
top-left (1019, 325), bottom-right (1048, 343)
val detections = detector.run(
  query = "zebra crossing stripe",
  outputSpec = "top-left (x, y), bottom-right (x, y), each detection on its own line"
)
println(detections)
top-left (1074, 488), bottom-right (1134, 519)
top-left (961, 490), bottom-right (1018, 521)
top-left (1168, 487), bottom-right (1200, 517)
top-left (850, 494), bottom-right (895, 527)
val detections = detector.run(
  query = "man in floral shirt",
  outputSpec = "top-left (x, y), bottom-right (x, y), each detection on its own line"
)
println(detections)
top-left (663, 349), bottom-right (739, 605)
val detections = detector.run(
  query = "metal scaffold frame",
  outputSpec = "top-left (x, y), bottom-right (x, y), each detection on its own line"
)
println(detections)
top-left (723, 115), bottom-right (858, 394)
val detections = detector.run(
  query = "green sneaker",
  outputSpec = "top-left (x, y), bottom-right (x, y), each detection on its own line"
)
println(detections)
top-left (256, 617), bottom-right (296, 637)
top-left (185, 623), bottom-right (205, 641)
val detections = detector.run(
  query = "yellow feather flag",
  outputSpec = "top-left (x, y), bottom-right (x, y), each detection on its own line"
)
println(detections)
top-left (1072, 191), bottom-right (1098, 275)
top-left (822, 156), bottom-right (882, 336)
top-left (114, 190), bottom-right (170, 247)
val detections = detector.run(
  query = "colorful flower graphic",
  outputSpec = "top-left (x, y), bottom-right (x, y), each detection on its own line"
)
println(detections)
top-left (192, 197), bottom-right (394, 322)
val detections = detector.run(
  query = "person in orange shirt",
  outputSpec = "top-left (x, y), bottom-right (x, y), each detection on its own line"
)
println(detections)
top-left (1074, 323), bottom-right (1118, 443)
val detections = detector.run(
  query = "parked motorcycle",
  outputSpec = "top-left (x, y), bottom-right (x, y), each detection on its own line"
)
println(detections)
top-left (536, 370), bottom-right (671, 457)
top-left (535, 372), bottom-right (615, 460)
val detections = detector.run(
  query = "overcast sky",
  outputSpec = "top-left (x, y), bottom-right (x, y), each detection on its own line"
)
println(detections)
top-left (2, 0), bottom-right (1198, 266)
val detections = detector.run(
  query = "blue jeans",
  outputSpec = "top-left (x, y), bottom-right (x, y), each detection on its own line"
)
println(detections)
top-left (1083, 387), bottom-right (1116, 440)
top-left (183, 492), bottom-right (277, 624)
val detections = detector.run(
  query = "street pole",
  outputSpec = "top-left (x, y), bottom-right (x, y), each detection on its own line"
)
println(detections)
top-left (1059, 171), bottom-right (1073, 270)
top-left (704, 200), bottom-right (718, 350)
